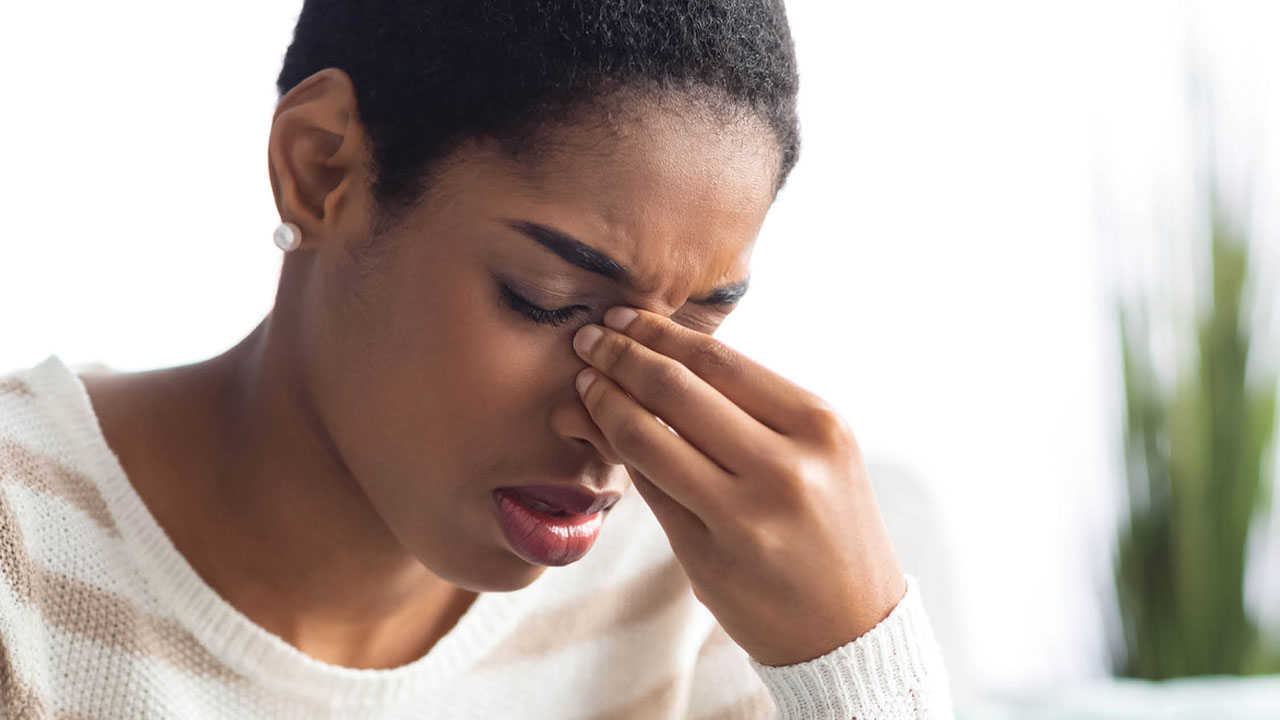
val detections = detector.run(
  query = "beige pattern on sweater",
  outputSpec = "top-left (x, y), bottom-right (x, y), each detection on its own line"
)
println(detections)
top-left (0, 355), bottom-right (953, 719)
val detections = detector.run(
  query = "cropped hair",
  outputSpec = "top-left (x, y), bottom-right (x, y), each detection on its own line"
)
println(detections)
top-left (277, 0), bottom-right (801, 230)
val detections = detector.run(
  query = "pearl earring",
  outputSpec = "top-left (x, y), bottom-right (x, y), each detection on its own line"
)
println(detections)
top-left (273, 222), bottom-right (302, 252)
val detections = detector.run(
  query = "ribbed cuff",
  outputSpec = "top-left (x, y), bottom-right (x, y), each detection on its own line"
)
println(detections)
top-left (747, 573), bottom-right (954, 719)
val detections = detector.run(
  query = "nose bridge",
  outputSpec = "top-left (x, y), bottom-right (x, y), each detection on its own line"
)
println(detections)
top-left (621, 216), bottom-right (752, 317)
top-left (619, 261), bottom-right (715, 317)
top-left (620, 289), bottom-right (680, 318)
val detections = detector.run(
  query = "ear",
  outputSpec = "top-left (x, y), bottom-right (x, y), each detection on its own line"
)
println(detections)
top-left (267, 67), bottom-right (370, 250)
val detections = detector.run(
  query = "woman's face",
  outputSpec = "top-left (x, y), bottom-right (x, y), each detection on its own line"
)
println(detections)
top-left (280, 79), bottom-right (780, 593)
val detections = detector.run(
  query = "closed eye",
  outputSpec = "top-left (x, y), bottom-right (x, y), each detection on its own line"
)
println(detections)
top-left (498, 282), bottom-right (586, 328)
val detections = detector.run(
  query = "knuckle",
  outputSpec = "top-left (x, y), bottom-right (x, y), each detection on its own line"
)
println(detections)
top-left (628, 314), bottom-right (664, 345)
top-left (800, 402), bottom-right (852, 448)
top-left (598, 332), bottom-right (639, 373)
top-left (757, 439), bottom-right (829, 503)
top-left (640, 362), bottom-right (692, 405)
top-left (690, 338), bottom-right (739, 376)
top-left (612, 416), bottom-right (658, 458)
top-left (768, 455), bottom-right (816, 507)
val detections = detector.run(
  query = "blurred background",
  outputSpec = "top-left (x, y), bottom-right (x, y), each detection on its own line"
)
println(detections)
top-left (2, 1), bottom-right (1277, 716)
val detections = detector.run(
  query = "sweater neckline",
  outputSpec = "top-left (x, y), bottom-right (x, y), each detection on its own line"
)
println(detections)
top-left (38, 353), bottom-right (550, 707)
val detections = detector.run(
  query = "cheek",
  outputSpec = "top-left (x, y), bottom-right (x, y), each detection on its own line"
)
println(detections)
top-left (347, 279), bottom-right (570, 475)
top-left (318, 252), bottom-right (587, 507)
top-left (443, 315), bottom-right (580, 428)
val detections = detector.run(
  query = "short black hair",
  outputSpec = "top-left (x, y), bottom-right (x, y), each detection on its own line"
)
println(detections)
top-left (276, 0), bottom-right (800, 231)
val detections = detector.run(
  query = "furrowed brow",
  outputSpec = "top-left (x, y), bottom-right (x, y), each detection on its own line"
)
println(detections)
top-left (503, 219), bottom-right (749, 305)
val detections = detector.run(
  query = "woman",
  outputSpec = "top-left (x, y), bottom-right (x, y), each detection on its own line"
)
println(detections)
top-left (0, 1), bottom-right (953, 718)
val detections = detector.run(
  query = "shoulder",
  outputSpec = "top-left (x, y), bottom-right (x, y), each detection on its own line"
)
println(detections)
top-left (0, 355), bottom-right (115, 509)
top-left (1, 354), bottom-right (109, 466)
top-left (0, 355), bottom-right (124, 591)
top-left (0, 357), bottom-right (74, 712)
top-left (0, 356), bottom-right (71, 496)
top-left (0, 355), bottom-right (132, 716)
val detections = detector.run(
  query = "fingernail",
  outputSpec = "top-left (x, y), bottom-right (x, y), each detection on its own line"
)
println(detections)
top-left (574, 324), bottom-right (603, 356)
top-left (576, 368), bottom-right (598, 395)
top-left (603, 306), bottom-right (637, 331)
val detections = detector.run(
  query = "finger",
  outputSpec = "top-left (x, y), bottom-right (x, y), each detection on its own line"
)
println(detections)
top-left (601, 306), bottom-right (822, 437)
top-left (624, 464), bottom-right (709, 552)
top-left (573, 323), bottom-right (784, 475)
top-left (576, 367), bottom-right (732, 526)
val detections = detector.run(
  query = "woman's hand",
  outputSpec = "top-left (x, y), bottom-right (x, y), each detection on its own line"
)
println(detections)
top-left (571, 306), bottom-right (908, 667)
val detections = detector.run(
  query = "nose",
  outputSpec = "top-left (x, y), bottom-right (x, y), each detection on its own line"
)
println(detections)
top-left (549, 394), bottom-right (625, 466)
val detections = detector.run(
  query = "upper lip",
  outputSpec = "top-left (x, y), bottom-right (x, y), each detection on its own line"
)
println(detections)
top-left (499, 484), bottom-right (622, 515)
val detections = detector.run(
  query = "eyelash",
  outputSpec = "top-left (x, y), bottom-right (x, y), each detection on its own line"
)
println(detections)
top-left (498, 283), bottom-right (585, 328)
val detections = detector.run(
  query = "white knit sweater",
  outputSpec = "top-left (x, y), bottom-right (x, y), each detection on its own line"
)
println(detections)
top-left (0, 354), bottom-right (954, 719)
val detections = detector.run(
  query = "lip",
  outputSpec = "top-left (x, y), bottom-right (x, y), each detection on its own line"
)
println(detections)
top-left (501, 484), bottom-right (622, 515)
top-left (491, 485), bottom-right (621, 566)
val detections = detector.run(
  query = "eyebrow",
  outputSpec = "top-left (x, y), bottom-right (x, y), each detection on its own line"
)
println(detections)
top-left (502, 219), bottom-right (750, 306)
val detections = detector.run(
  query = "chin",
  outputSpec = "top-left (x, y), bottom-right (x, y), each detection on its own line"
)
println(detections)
top-left (491, 565), bottom-right (551, 592)
top-left (422, 545), bottom-right (552, 593)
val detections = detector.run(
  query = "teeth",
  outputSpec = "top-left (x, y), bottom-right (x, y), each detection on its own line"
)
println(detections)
top-left (524, 497), bottom-right (565, 515)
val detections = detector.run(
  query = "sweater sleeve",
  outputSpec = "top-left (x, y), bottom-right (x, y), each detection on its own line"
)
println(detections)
top-left (681, 572), bottom-right (954, 720)
top-left (747, 572), bottom-right (956, 719)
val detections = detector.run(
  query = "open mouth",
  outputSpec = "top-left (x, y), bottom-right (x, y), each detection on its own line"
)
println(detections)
top-left (521, 496), bottom-right (570, 516)
top-left (491, 488), bottom-right (607, 566)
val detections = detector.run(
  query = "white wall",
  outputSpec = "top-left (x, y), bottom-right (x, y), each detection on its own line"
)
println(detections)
top-left (757, 0), bottom-right (1279, 698)
top-left (2, 0), bottom-right (1277, 703)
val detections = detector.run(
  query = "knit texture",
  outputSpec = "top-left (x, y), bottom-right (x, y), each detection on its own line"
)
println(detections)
top-left (0, 354), bottom-right (954, 719)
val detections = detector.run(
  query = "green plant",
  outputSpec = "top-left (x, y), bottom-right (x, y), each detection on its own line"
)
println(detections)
top-left (1112, 160), bottom-right (1279, 676)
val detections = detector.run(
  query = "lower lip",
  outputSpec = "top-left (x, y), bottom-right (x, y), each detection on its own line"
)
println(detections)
top-left (491, 488), bottom-right (605, 566)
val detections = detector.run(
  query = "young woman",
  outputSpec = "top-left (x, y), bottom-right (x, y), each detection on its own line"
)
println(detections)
top-left (0, 1), bottom-right (953, 717)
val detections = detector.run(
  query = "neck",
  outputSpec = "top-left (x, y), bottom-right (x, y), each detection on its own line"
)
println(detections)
top-left (125, 311), bottom-right (475, 668)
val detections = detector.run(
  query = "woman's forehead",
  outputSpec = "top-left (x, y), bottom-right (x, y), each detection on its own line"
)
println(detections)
top-left (393, 106), bottom-right (775, 303)
top-left (473, 113), bottom-right (775, 229)
top-left (492, 136), bottom-right (766, 279)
